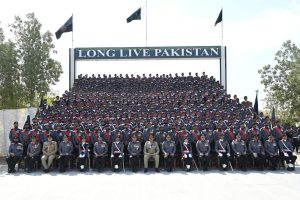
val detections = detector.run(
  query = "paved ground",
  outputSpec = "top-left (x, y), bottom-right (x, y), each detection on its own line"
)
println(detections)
top-left (0, 164), bottom-right (300, 200)
top-left (1, 155), bottom-right (300, 200)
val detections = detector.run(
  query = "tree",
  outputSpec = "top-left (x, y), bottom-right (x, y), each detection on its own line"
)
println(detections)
top-left (9, 13), bottom-right (63, 106)
top-left (258, 40), bottom-right (300, 124)
top-left (0, 40), bottom-right (24, 109)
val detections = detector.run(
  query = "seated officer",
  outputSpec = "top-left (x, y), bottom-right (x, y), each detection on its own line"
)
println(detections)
top-left (78, 136), bottom-right (89, 172)
top-left (25, 135), bottom-right (41, 173)
top-left (196, 134), bottom-right (211, 171)
top-left (128, 134), bottom-right (142, 172)
top-left (181, 136), bottom-right (193, 172)
top-left (231, 134), bottom-right (247, 171)
top-left (41, 134), bottom-right (57, 173)
top-left (264, 135), bottom-right (279, 170)
top-left (162, 134), bottom-right (176, 172)
top-left (143, 133), bottom-right (160, 173)
top-left (6, 137), bottom-right (23, 173)
top-left (215, 133), bottom-right (231, 171)
top-left (94, 137), bottom-right (108, 172)
top-left (111, 134), bottom-right (124, 172)
top-left (248, 135), bottom-right (265, 171)
top-left (279, 134), bottom-right (297, 171)
top-left (58, 135), bottom-right (74, 173)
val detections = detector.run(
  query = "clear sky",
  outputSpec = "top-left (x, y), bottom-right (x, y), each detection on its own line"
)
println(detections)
top-left (1, 0), bottom-right (300, 112)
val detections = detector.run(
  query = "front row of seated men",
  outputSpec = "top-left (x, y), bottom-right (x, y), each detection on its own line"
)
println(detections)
top-left (6, 132), bottom-right (297, 173)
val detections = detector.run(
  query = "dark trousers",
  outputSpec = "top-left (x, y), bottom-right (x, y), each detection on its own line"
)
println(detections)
top-left (59, 155), bottom-right (71, 172)
top-left (25, 156), bottom-right (40, 171)
top-left (183, 156), bottom-right (192, 169)
top-left (219, 152), bottom-right (230, 168)
top-left (252, 154), bottom-right (265, 170)
top-left (6, 156), bottom-right (22, 171)
top-left (235, 154), bottom-right (247, 170)
top-left (130, 155), bottom-right (140, 171)
top-left (292, 138), bottom-right (299, 153)
top-left (164, 155), bottom-right (174, 171)
top-left (281, 152), bottom-right (297, 165)
top-left (78, 156), bottom-right (88, 171)
top-left (94, 156), bottom-right (106, 171)
top-left (266, 154), bottom-right (279, 170)
top-left (199, 155), bottom-right (210, 170)
top-left (112, 153), bottom-right (122, 170)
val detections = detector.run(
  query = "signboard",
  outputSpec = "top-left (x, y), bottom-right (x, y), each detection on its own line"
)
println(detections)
top-left (74, 46), bottom-right (221, 60)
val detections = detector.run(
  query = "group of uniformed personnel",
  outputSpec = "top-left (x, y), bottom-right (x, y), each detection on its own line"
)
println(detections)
top-left (6, 120), bottom-right (298, 173)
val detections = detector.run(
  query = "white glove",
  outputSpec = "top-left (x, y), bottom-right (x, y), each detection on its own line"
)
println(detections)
top-left (199, 153), bottom-right (203, 156)
top-left (293, 152), bottom-right (297, 156)
top-left (227, 153), bottom-right (230, 157)
top-left (188, 154), bottom-right (192, 158)
top-left (205, 153), bottom-right (209, 156)
top-left (184, 154), bottom-right (188, 158)
top-left (253, 153), bottom-right (257, 158)
top-left (111, 155), bottom-right (114, 158)
top-left (118, 154), bottom-right (122, 158)
top-left (218, 153), bottom-right (223, 157)
top-left (284, 153), bottom-right (288, 157)
top-left (129, 155), bottom-right (133, 158)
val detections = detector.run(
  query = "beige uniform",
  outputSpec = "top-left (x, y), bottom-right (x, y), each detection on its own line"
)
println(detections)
top-left (143, 141), bottom-right (160, 168)
top-left (41, 141), bottom-right (57, 169)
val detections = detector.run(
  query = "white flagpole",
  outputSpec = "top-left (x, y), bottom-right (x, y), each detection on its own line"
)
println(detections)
top-left (72, 13), bottom-right (74, 49)
top-left (221, 8), bottom-right (223, 46)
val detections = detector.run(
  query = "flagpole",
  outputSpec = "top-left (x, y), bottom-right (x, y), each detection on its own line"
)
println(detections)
top-left (145, 0), bottom-right (148, 47)
top-left (72, 13), bottom-right (74, 49)
top-left (221, 8), bottom-right (223, 46)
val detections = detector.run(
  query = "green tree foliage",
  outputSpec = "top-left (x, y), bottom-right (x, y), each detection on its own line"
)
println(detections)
top-left (258, 40), bottom-right (300, 124)
top-left (9, 13), bottom-right (63, 106)
top-left (0, 40), bottom-right (24, 109)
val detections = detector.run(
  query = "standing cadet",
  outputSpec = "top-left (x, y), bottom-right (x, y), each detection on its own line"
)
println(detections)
top-left (248, 135), bottom-right (265, 171)
top-left (278, 134), bottom-right (297, 171)
top-left (9, 121), bottom-right (22, 142)
top-left (143, 133), bottom-right (160, 173)
top-left (58, 135), bottom-right (74, 173)
top-left (41, 134), bottom-right (57, 173)
top-left (6, 137), bottom-right (23, 173)
top-left (181, 136), bottom-right (193, 172)
top-left (231, 134), bottom-right (247, 171)
top-left (201, 123), bottom-right (213, 153)
top-left (52, 124), bottom-right (64, 144)
top-left (215, 133), bottom-right (231, 171)
top-left (128, 134), bottom-right (142, 172)
top-left (260, 123), bottom-right (271, 143)
top-left (93, 137), bottom-right (108, 172)
top-left (264, 135), bottom-right (279, 170)
top-left (20, 123), bottom-right (31, 157)
top-left (196, 134), bottom-right (211, 171)
top-left (247, 122), bottom-right (260, 142)
top-left (272, 121), bottom-right (284, 142)
top-left (291, 126), bottom-right (299, 153)
top-left (78, 136), bottom-right (89, 172)
top-left (162, 134), bottom-right (176, 172)
top-left (111, 134), bottom-right (124, 172)
top-left (25, 135), bottom-right (41, 173)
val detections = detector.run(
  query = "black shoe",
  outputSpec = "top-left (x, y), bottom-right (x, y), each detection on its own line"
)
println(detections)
top-left (8, 169), bottom-right (12, 173)
top-left (144, 168), bottom-right (148, 173)
top-left (203, 168), bottom-right (208, 171)
top-left (155, 168), bottom-right (160, 172)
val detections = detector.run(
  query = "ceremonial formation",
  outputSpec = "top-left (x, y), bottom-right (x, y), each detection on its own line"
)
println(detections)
top-left (6, 72), bottom-right (299, 173)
